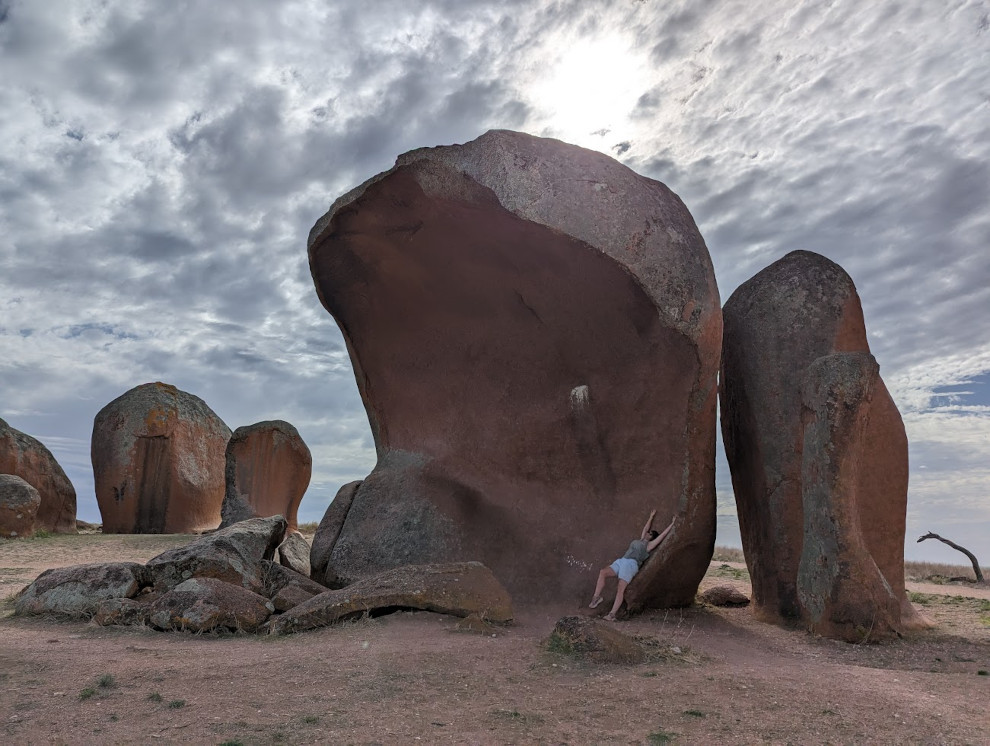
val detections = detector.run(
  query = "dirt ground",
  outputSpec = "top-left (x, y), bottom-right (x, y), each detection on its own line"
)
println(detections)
top-left (1, 535), bottom-right (988, 745)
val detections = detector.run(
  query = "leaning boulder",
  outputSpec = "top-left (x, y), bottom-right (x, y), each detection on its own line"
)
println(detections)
top-left (14, 562), bottom-right (147, 618)
top-left (308, 129), bottom-right (721, 607)
top-left (277, 531), bottom-right (311, 577)
top-left (145, 515), bottom-right (287, 593)
top-left (797, 353), bottom-right (902, 641)
top-left (92, 382), bottom-right (231, 534)
top-left (310, 480), bottom-right (360, 587)
top-left (0, 418), bottom-right (76, 533)
top-left (148, 577), bottom-right (274, 633)
top-left (220, 421), bottom-right (312, 533)
top-left (270, 561), bottom-right (513, 634)
top-left (720, 251), bottom-right (917, 632)
top-left (0, 474), bottom-right (41, 538)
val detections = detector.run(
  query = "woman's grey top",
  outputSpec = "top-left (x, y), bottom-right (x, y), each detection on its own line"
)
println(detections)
top-left (623, 539), bottom-right (650, 565)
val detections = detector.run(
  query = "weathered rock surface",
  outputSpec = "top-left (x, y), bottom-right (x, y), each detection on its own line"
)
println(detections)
top-left (148, 577), bottom-right (273, 632)
top-left (14, 562), bottom-right (147, 618)
top-left (277, 531), bottom-right (311, 577)
top-left (220, 420), bottom-right (312, 533)
top-left (310, 480), bottom-right (360, 587)
top-left (92, 382), bottom-right (231, 534)
top-left (699, 585), bottom-right (751, 607)
top-left (308, 129), bottom-right (721, 607)
top-left (0, 418), bottom-right (77, 533)
top-left (0, 474), bottom-right (41, 538)
top-left (260, 560), bottom-right (328, 613)
top-left (797, 353), bottom-right (902, 641)
top-left (270, 561), bottom-right (513, 634)
top-left (93, 597), bottom-right (149, 626)
top-left (720, 250), bottom-right (918, 634)
top-left (545, 616), bottom-right (644, 664)
top-left (145, 515), bottom-right (287, 593)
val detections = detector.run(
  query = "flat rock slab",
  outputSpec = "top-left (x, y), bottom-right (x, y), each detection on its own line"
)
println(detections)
top-left (545, 616), bottom-right (644, 664)
top-left (148, 577), bottom-right (274, 633)
top-left (270, 561), bottom-right (513, 635)
top-left (14, 562), bottom-right (148, 618)
top-left (145, 515), bottom-right (287, 593)
top-left (699, 585), bottom-right (751, 607)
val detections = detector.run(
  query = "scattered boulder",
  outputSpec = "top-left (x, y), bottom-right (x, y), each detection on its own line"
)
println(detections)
top-left (93, 597), bottom-right (148, 626)
top-left (699, 585), bottom-right (750, 607)
top-left (277, 531), bottom-right (311, 577)
top-left (220, 420), bottom-right (312, 533)
top-left (797, 353), bottom-right (902, 641)
top-left (720, 251), bottom-right (920, 637)
top-left (308, 129), bottom-right (721, 607)
top-left (0, 417), bottom-right (76, 533)
top-left (260, 560), bottom-right (328, 613)
top-left (270, 561), bottom-right (513, 635)
top-left (92, 382), bottom-right (231, 534)
top-left (145, 515), bottom-right (287, 593)
top-left (545, 616), bottom-right (644, 664)
top-left (148, 577), bottom-right (273, 633)
top-left (14, 562), bottom-right (148, 618)
top-left (0, 474), bottom-right (41, 538)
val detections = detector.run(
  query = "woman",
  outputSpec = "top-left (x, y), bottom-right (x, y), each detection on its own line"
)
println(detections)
top-left (588, 510), bottom-right (676, 621)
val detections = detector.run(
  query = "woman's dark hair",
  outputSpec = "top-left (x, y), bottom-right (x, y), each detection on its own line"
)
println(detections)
top-left (648, 529), bottom-right (659, 541)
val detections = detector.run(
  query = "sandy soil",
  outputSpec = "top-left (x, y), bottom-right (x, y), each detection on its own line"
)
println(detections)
top-left (1, 535), bottom-right (988, 745)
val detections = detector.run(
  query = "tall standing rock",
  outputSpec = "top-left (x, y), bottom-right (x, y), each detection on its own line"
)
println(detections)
top-left (720, 250), bottom-right (920, 631)
top-left (308, 130), bottom-right (722, 606)
top-left (220, 420), bottom-right (312, 533)
top-left (92, 382), bottom-right (231, 534)
top-left (0, 417), bottom-right (77, 533)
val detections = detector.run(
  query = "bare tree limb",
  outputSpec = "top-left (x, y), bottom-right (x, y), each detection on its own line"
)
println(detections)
top-left (917, 532), bottom-right (985, 582)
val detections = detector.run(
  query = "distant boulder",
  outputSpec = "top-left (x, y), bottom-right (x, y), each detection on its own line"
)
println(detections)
top-left (0, 474), bottom-right (41, 538)
top-left (92, 382), bottom-right (231, 533)
top-left (0, 417), bottom-right (76, 533)
top-left (308, 129), bottom-right (721, 608)
top-left (220, 420), bottom-right (312, 533)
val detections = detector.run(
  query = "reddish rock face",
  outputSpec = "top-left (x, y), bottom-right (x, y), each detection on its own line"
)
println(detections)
top-left (719, 251), bottom-right (916, 633)
top-left (0, 473), bottom-right (41, 538)
top-left (0, 417), bottom-right (77, 533)
top-left (309, 130), bottom-right (722, 606)
top-left (220, 420), bottom-right (312, 533)
top-left (92, 382), bottom-right (231, 534)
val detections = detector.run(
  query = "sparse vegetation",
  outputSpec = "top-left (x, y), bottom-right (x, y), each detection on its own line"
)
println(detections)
top-left (97, 673), bottom-right (117, 689)
top-left (302, 715), bottom-right (319, 724)
top-left (78, 687), bottom-right (96, 700)
top-left (168, 699), bottom-right (186, 709)
top-left (648, 729), bottom-right (677, 744)
top-left (147, 692), bottom-right (163, 702)
top-left (712, 545), bottom-right (745, 563)
top-left (683, 709), bottom-right (705, 718)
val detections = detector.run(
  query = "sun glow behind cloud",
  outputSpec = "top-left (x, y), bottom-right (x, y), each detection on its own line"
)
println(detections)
top-left (529, 34), bottom-right (649, 152)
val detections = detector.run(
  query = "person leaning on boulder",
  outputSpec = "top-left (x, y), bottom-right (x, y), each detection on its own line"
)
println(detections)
top-left (588, 510), bottom-right (675, 621)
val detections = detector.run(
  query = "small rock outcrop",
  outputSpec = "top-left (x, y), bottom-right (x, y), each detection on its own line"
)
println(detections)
top-left (145, 515), bottom-right (287, 593)
top-left (0, 474), bottom-right (41, 538)
top-left (148, 577), bottom-right (274, 633)
top-left (0, 417), bottom-right (77, 533)
top-left (699, 585), bottom-right (751, 607)
top-left (545, 616), bottom-right (644, 664)
top-left (308, 129), bottom-right (722, 608)
top-left (92, 382), bottom-right (231, 534)
top-left (270, 561), bottom-right (513, 635)
top-left (14, 562), bottom-right (147, 617)
top-left (277, 531), bottom-right (311, 577)
top-left (220, 421), bottom-right (312, 533)
top-left (720, 250), bottom-right (920, 637)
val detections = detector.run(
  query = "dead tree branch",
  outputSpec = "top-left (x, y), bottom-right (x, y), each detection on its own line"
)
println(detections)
top-left (917, 532), bottom-right (985, 582)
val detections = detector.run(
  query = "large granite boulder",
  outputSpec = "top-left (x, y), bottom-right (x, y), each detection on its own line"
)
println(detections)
top-left (14, 562), bottom-right (148, 618)
top-left (270, 561), bottom-right (513, 634)
top-left (0, 474), bottom-right (41, 538)
top-left (145, 515), bottom-right (287, 593)
top-left (720, 251), bottom-right (919, 633)
top-left (92, 382), bottom-right (231, 533)
top-left (308, 130), bottom-right (721, 607)
top-left (0, 418), bottom-right (77, 533)
top-left (220, 420), bottom-right (312, 533)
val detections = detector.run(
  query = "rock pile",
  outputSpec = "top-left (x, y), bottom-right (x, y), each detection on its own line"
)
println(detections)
top-left (92, 382), bottom-right (231, 534)
top-left (0, 417), bottom-right (77, 533)
top-left (14, 516), bottom-right (513, 634)
top-left (308, 129), bottom-right (722, 608)
top-left (220, 420), bottom-right (312, 533)
top-left (720, 251), bottom-right (921, 640)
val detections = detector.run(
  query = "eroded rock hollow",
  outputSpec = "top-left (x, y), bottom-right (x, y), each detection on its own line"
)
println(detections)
top-left (308, 130), bottom-right (722, 606)
top-left (720, 250), bottom-right (922, 636)
top-left (92, 382), bottom-right (231, 534)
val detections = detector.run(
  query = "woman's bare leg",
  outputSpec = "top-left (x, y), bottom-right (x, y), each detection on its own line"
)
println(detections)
top-left (590, 566), bottom-right (615, 607)
top-left (604, 579), bottom-right (628, 620)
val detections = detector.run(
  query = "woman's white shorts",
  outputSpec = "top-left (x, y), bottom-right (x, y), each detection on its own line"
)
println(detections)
top-left (609, 557), bottom-right (640, 583)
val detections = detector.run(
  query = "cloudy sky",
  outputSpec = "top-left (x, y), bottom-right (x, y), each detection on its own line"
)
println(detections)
top-left (1, 0), bottom-right (987, 564)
